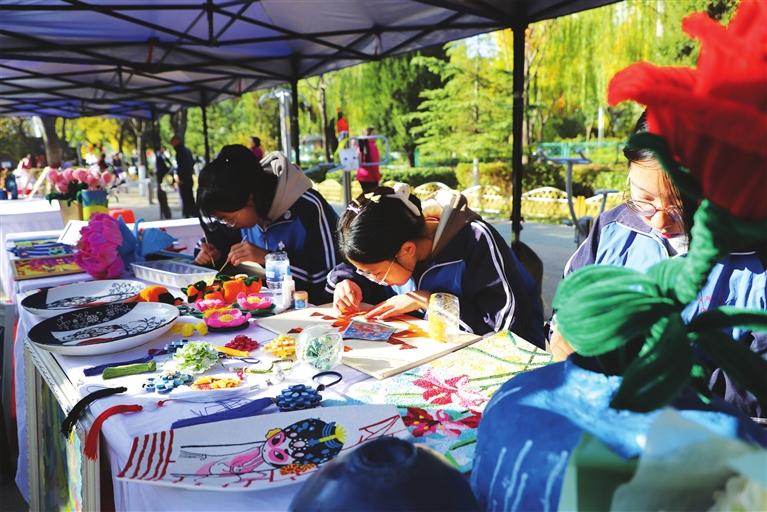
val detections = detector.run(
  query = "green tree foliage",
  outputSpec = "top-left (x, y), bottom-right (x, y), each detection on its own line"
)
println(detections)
top-left (409, 35), bottom-right (513, 162)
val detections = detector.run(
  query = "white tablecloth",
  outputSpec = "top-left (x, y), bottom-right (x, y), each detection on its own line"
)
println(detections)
top-left (0, 200), bottom-right (64, 298)
top-left (15, 281), bottom-right (371, 510)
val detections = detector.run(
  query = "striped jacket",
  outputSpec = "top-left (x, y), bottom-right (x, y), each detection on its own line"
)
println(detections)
top-left (241, 188), bottom-right (339, 304)
top-left (327, 218), bottom-right (544, 347)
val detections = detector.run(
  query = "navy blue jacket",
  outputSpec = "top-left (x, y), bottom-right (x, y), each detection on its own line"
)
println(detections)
top-left (565, 204), bottom-right (767, 417)
top-left (242, 188), bottom-right (339, 304)
top-left (327, 219), bottom-right (545, 347)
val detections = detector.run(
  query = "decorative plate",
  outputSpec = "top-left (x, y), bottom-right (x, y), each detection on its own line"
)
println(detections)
top-left (22, 279), bottom-right (144, 319)
top-left (28, 302), bottom-right (179, 356)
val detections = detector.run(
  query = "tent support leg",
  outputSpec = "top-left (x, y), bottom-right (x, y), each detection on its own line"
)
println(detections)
top-left (511, 21), bottom-right (527, 244)
top-left (290, 78), bottom-right (300, 165)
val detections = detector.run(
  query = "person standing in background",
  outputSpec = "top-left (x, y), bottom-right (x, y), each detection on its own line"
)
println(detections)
top-left (336, 110), bottom-right (349, 138)
top-left (171, 135), bottom-right (198, 218)
top-left (155, 147), bottom-right (172, 219)
top-left (357, 127), bottom-right (381, 193)
top-left (250, 136), bottom-right (264, 160)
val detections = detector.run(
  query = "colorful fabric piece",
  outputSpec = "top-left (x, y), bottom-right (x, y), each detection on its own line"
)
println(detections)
top-left (345, 331), bottom-right (552, 472)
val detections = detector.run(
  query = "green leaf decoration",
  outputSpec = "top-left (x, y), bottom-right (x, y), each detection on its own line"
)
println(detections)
top-left (610, 316), bottom-right (692, 412)
top-left (693, 331), bottom-right (767, 412)
top-left (689, 307), bottom-right (767, 333)
top-left (554, 265), bottom-right (676, 356)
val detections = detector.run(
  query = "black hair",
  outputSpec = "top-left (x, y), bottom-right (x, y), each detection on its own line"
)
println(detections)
top-left (624, 110), bottom-right (697, 236)
top-left (338, 186), bottom-right (425, 264)
top-left (196, 144), bottom-right (277, 223)
top-left (623, 111), bottom-right (655, 163)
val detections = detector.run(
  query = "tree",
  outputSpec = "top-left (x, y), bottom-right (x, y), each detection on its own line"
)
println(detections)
top-left (409, 37), bottom-right (512, 162)
top-left (39, 116), bottom-right (63, 167)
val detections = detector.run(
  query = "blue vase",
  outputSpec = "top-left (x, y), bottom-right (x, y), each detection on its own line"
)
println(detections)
top-left (290, 437), bottom-right (479, 511)
top-left (470, 358), bottom-right (767, 511)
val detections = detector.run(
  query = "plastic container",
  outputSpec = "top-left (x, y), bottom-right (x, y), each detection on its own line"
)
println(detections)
top-left (130, 260), bottom-right (217, 288)
top-left (427, 292), bottom-right (460, 342)
top-left (296, 325), bottom-right (343, 371)
top-left (293, 290), bottom-right (308, 309)
top-left (281, 275), bottom-right (295, 309)
top-left (264, 243), bottom-right (289, 294)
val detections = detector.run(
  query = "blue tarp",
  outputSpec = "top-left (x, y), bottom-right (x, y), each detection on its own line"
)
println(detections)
top-left (0, 0), bottom-right (617, 118)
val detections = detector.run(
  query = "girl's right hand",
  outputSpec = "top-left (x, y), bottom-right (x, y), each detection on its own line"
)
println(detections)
top-left (333, 279), bottom-right (362, 313)
top-left (195, 242), bottom-right (221, 267)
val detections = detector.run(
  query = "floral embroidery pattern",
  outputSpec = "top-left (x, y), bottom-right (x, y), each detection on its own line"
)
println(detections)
top-left (412, 369), bottom-right (488, 412)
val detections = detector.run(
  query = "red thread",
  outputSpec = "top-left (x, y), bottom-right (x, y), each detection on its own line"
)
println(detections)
top-left (84, 404), bottom-right (142, 460)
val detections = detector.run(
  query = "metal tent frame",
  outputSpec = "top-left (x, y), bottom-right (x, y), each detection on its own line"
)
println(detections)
top-left (0, 0), bottom-right (618, 240)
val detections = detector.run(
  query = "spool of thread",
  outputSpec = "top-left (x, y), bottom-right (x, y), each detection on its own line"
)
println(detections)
top-left (103, 361), bottom-right (157, 380)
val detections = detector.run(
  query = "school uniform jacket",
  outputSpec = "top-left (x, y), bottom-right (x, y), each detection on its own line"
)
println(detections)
top-left (241, 153), bottom-right (339, 304)
top-left (565, 204), bottom-right (767, 417)
top-left (326, 192), bottom-right (545, 347)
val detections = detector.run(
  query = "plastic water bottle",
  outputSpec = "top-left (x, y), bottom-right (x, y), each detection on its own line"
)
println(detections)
top-left (265, 242), bottom-right (290, 295)
top-left (281, 275), bottom-right (295, 309)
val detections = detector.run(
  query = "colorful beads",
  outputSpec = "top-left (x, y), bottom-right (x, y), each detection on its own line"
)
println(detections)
top-left (225, 335), bottom-right (259, 352)
top-left (264, 335), bottom-right (297, 358)
top-left (274, 384), bottom-right (322, 411)
top-left (172, 342), bottom-right (219, 374)
top-left (142, 371), bottom-right (193, 394)
top-left (191, 375), bottom-right (242, 390)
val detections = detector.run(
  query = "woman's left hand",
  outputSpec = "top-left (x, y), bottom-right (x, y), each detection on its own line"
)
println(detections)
top-left (227, 241), bottom-right (268, 266)
top-left (365, 291), bottom-right (431, 320)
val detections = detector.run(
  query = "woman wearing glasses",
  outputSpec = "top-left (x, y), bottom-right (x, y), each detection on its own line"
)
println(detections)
top-left (196, 145), bottom-right (339, 303)
top-left (549, 112), bottom-right (766, 416)
top-left (327, 184), bottom-right (545, 347)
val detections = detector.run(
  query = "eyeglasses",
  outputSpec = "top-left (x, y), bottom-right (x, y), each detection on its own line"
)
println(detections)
top-left (625, 199), bottom-right (682, 221)
top-left (217, 210), bottom-right (241, 228)
top-left (356, 258), bottom-right (396, 285)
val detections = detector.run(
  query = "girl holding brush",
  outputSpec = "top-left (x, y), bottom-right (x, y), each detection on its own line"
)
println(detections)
top-left (196, 145), bottom-right (339, 303)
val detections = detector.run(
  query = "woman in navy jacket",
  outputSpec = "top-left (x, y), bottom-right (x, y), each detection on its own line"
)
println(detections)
top-left (327, 184), bottom-right (544, 347)
top-left (196, 145), bottom-right (339, 304)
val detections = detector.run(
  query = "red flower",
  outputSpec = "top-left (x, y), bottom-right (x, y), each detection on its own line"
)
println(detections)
top-left (608, 0), bottom-right (767, 220)
top-left (412, 369), bottom-right (488, 412)
top-left (402, 407), bottom-right (439, 437)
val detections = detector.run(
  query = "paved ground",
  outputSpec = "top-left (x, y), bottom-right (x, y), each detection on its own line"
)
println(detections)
top-left (113, 187), bottom-right (575, 317)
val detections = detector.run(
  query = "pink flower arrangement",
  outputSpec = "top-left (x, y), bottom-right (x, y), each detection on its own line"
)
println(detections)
top-left (48, 166), bottom-right (115, 193)
top-left (236, 292), bottom-right (273, 310)
top-left (74, 213), bottom-right (124, 279)
top-left (194, 298), bottom-right (227, 312)
top-left (205, 308), bottom-right (252, 329)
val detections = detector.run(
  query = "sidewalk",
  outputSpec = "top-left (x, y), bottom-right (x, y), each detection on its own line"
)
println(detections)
top-left (110, 189), bottom-right (574, 317)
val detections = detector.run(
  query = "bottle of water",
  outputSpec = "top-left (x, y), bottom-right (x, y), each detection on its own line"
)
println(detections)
top-left (265, 242), bottom-right (290, 296)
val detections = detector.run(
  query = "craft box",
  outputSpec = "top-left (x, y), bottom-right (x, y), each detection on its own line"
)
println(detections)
top-left (7, 237), bottom-right (81, 281)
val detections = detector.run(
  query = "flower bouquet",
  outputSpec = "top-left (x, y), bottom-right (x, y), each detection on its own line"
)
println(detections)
top-left (75, 213), bottom-right (176, 279)
top-left (46, 167), bottom-right (116, 221)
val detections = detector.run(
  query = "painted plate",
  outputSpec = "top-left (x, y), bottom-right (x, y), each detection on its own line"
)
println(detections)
top-left (28, 302), bottom-right (179, 356)
top-left (22, 279), bottom-right (144, 319)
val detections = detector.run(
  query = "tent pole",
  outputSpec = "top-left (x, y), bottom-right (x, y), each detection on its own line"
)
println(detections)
top-left (201, 91), bottom-right (211, 164)
top-left (511, 21), bottom-right (527, 243)
top-left (290, 77), bottom-right (300, 165)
